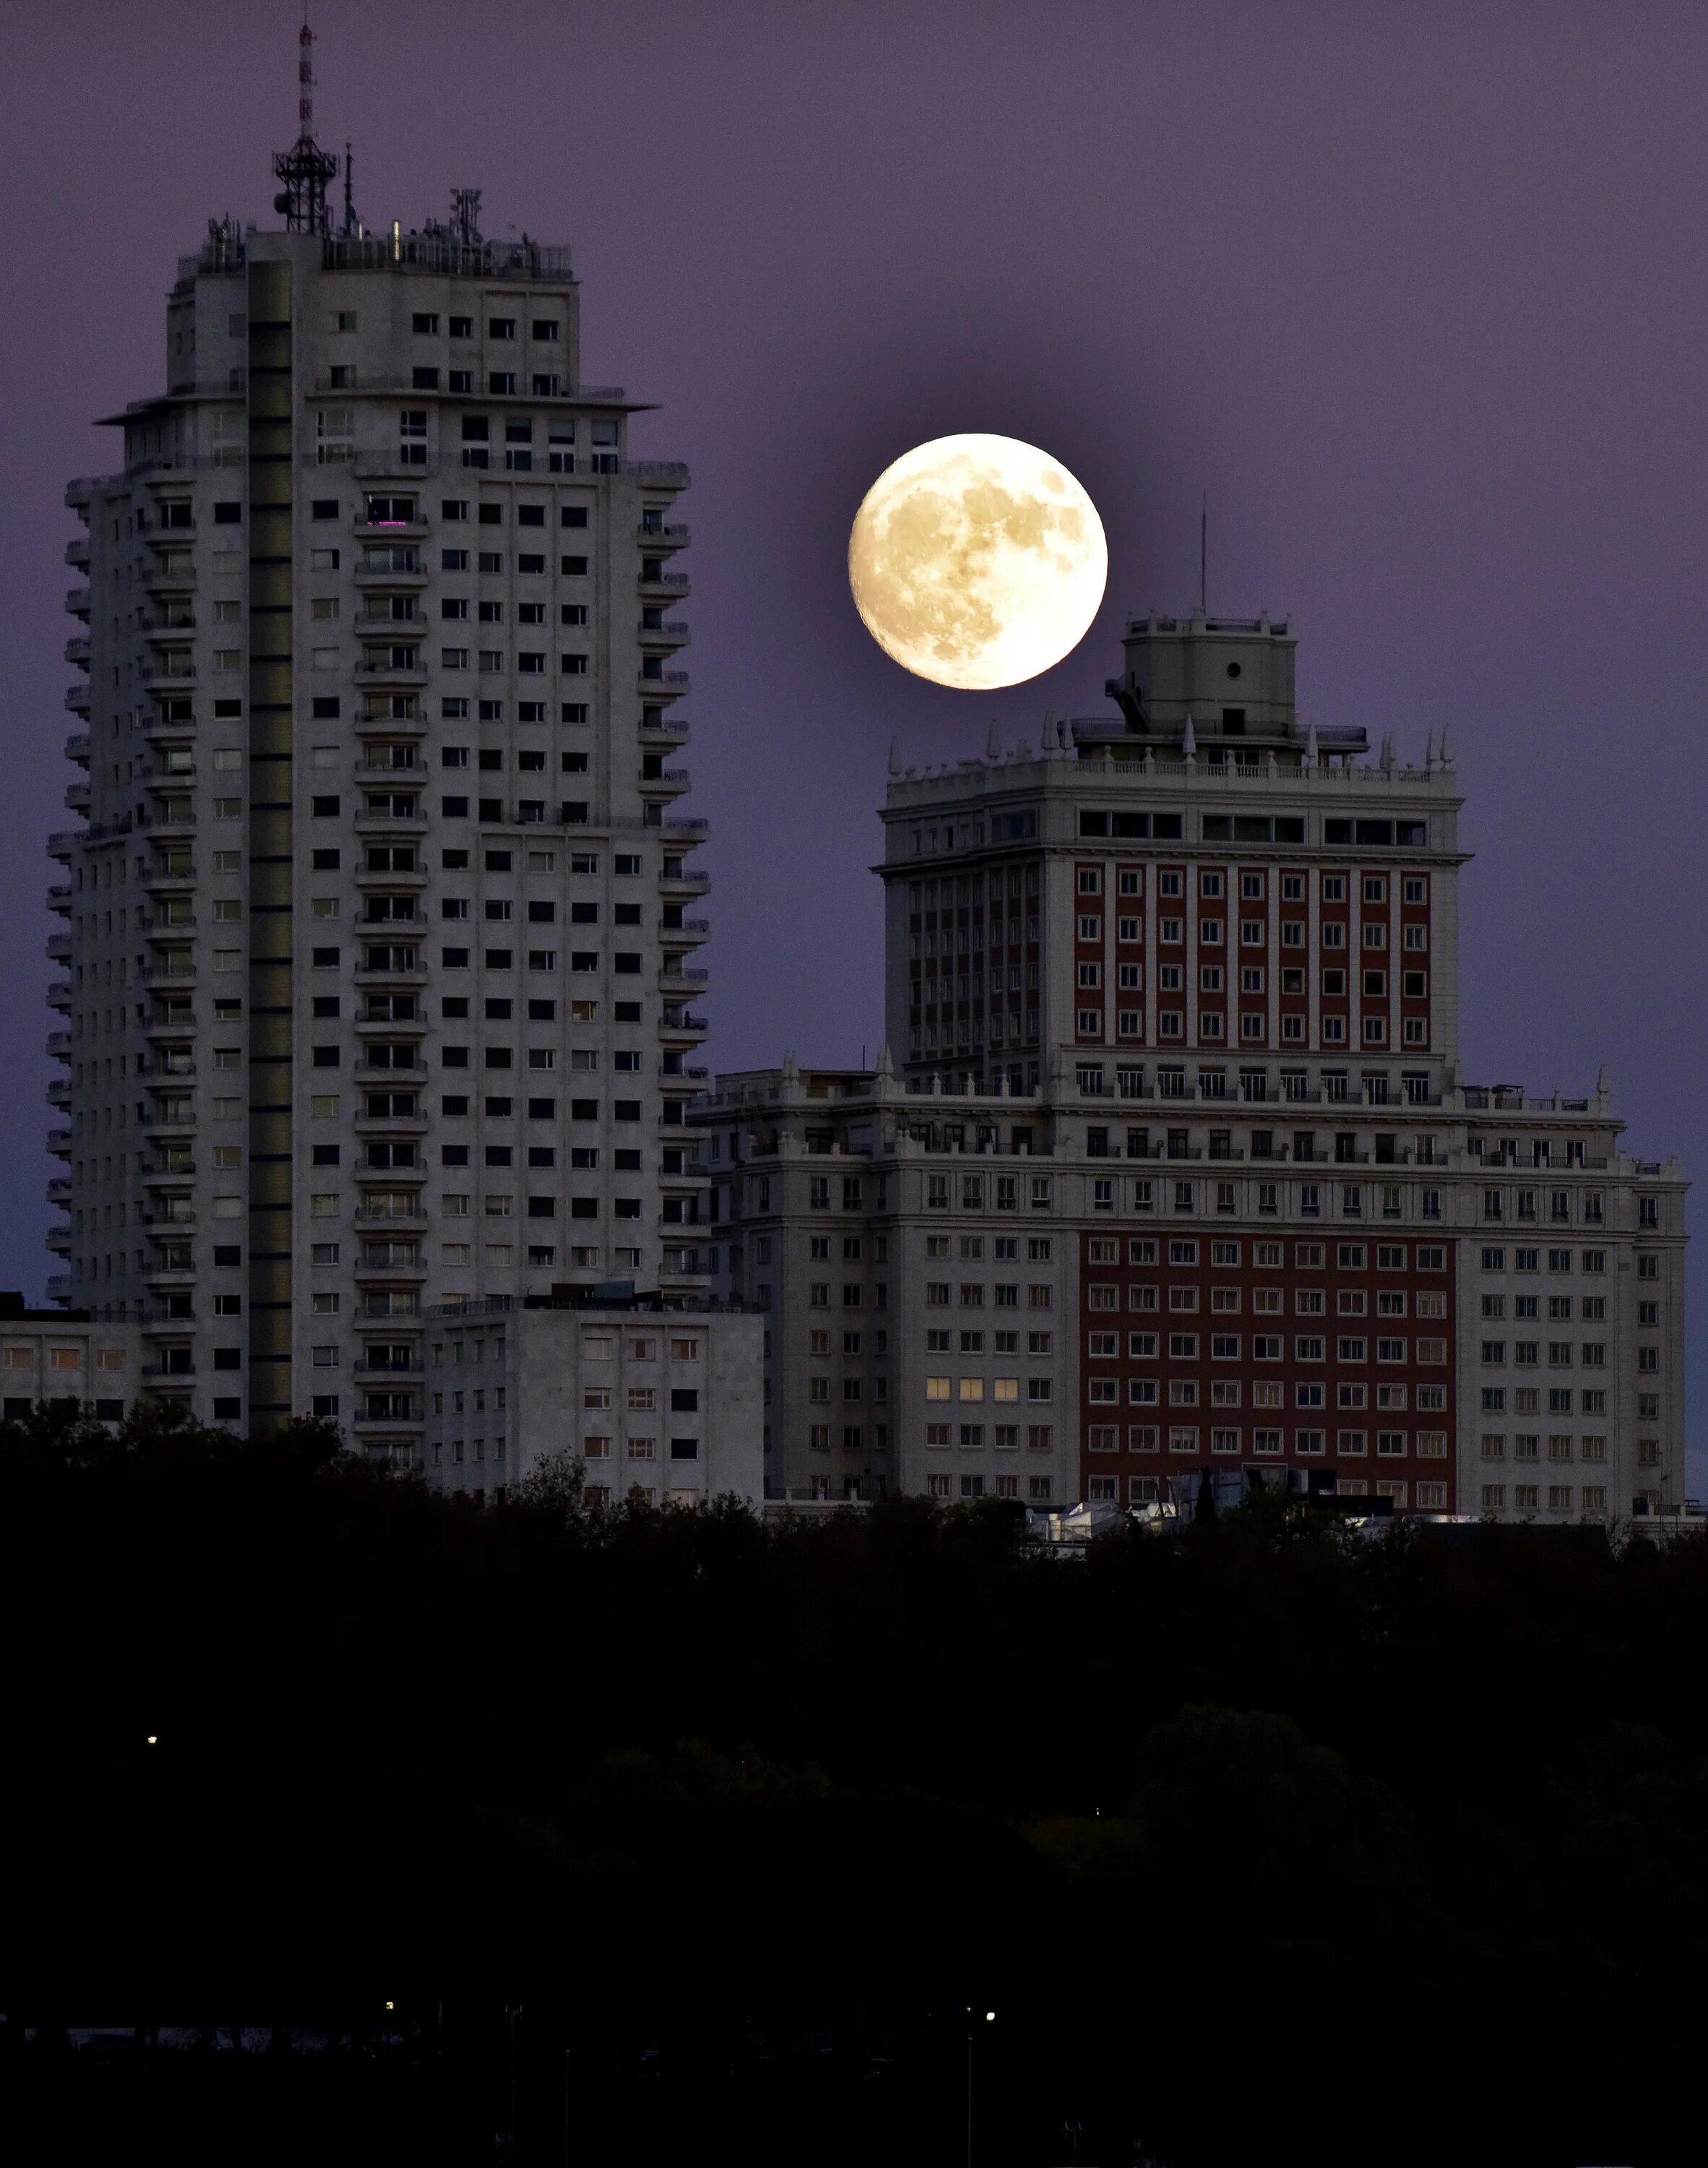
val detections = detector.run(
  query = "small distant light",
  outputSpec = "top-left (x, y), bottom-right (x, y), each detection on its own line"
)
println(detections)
top-left (384, 2000), bottom-right (395, 2012)
top-left (145, 1735), bottom-right (158, 1747)
top-left (985, 2011), bottom-right (996, 2023)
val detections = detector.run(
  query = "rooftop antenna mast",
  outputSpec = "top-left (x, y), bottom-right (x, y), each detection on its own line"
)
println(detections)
top-left (1199, 492), bottom-right (1207, 616)
top-left (272, 14), bottom-right (338, 236)
top-left (451, 189), bottom-right (483, 247)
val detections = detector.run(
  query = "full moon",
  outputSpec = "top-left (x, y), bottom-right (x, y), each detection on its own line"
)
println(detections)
top-left (847, 434), bottom-right (1107, 690)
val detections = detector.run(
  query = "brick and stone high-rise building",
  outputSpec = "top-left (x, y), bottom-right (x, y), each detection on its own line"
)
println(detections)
top-left (50, 111), bottom-right (712, 1461)
top-left (696, 610), bottom-right (1686, 1526)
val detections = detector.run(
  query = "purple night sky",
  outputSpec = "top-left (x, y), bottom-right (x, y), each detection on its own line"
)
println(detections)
top-left (4, 1), bottom-right (1702, 1479)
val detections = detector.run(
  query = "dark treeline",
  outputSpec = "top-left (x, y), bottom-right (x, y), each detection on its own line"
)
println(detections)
top-left (5, 1401), bottom-right (1708, 2166)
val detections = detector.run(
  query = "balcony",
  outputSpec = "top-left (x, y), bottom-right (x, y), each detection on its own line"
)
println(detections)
top-left (65, 586), bottom-right (91, 620)
top-left (46, 1080), bottom-right (70, 1109)
top-left (355, 1250), bottom-right (428, 1281)
top-left (638, 617), bottom-right (691, 652)
top-left (64, 684), bottom-right (90, 715)
top-left (638, 570), bottom-right (691, 601)
top-left (46, 1176), bottom-right (70, 1206)
top-left (140, 656), bottom-right (196, 690)
top-left (63, 781), bottom-right (90, 817)
top-left (663, 816), bottom-right (709, 840)
top-left (354, 859), bottom-right (428, 889)
top-left (354, 1202), bottom-right (429, 1227)
top-left (354, 1111), bottom-right (429, 1140)
top-left (46, 932), bottom-right (71, 963)
top-left (637, 522), bottom-right (689, 552)
top-left (46, 1273), bottom-right (71, 1300)
top-left (144, 864), bottom-right (197, 895)
top-left (355, 754), bottom-right (424, 778)
top-left (47, 979), bottom-right (72, 1013)
top-left (46, 1224), bottom-right (71, 1255)
top-left (354, 806), bottom-right (429, 837)
top-left (142, 557), bottom-right (195, 595)
top-left (144, 1104), bottom-right (197, 1134)
top-left (47, 1127), bottom-right (71, 1157)
top-left (64, 734), bottom-right (91, 768)
top-left (353, 655), bottom-right (428, 690)
top-left (48, 885), bottom-right (72, 915)
top-left (144, 614), bottom-right (197, 640)
top-left (353, 1357), bottom-right (425, 1377)
top-left (355, 707), bottom-right (427, 737)
top-left (144, 1014), bottom-right (197, 1044)
top-left (46, 1030), bottom-right (72, 1061)
top-left (142, 1159), bottom-right (197, 1187)
top-left (64, 635), bottom-right (91, 670)
top-left (353, 558), bottom-right (428, 590)
top-left (659, 864), bottom-right (711, 895)
top-left (354, 513), bottom-right (431, 543)
top-left (140, 1203), bottom-right (197, 1230)
top-left (639, 668), bottom-right (689, 702)
top-left (64, 537), bottom-right (90, 570)
top-left (660, 965), bottom-right (709, 992)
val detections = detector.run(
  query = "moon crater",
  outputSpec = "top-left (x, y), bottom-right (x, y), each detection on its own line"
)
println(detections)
top-left (848, 434), bottom-right (1107, 689)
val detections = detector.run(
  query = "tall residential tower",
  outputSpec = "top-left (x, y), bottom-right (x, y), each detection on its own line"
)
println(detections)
top-left (52, 108), bottom-right (711, 1460)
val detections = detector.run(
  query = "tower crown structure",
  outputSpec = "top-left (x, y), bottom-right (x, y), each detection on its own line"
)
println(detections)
top-left (1103, 610), bottom-right (1365, 758)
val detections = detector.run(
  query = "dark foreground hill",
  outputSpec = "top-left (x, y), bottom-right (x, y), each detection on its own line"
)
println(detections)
top-left (4, 1403), bottom-right (1706, 2167)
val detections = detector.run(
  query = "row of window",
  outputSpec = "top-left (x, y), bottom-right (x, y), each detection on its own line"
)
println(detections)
top-left (1084, 1425), bottom-right (1447, 1458)
top-left (925, 1377), bottom-right (1053, 1403)
top-left (1075, 965), bottom-right (1430, 996)
top-left (1087, 1476), bottom-right (1444, 1508)
top-left (1071, 919), bottom-right (1427, 953)
top-left (1480, 1484), bottom-right (1606, 1513)
top-left (1480, 1434), bottom-right (1608, 1461)
top-left (921, 1424), bottom-right (1054, 1453)
top-left (1091, 1332), bottom-right (1442, 1362)
top-left (1078, 866), bottom-right (1427, 905)
top-left (1075, 1012), bottom-right (1430, 1046)
top-left (928, 1474), bottom-right (1054, 1500)
top-left (1483, 1386), bottom-right (1652, 1416)
top-left (1090, 1374), bottom-right (1444, 1408)
top-left (1095, 1289), bottom-right (1440, 1319)
top-left (1480, 1342), bottom-right (1614, 1367)
top-left (311, 547), bottom-right (592, 577)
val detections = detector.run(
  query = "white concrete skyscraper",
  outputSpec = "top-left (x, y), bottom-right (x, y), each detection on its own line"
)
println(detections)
top-left (51, 82), bottom-right (712, 1457)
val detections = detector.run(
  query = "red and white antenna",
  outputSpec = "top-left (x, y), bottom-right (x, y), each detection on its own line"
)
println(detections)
top-left (298, 17), bottom-right (316, 143)
top-left (272, 12), bottom-right (338, 233)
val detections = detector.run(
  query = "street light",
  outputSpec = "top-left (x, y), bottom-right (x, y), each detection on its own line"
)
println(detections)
top-left (967, 2008), bottom-right (996, 2168)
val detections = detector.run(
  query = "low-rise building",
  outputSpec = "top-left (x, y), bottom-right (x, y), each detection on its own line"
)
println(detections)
top-left (0, 1294), bottom-right (142, 1423)
top-left (422, 1287), bottom-right (762, 1507)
